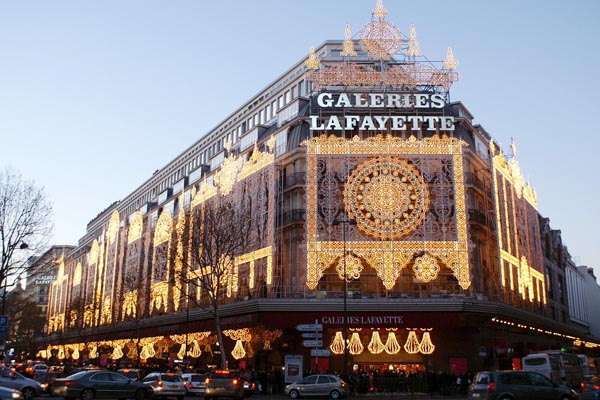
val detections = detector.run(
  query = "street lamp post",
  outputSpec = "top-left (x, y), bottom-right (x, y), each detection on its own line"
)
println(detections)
top-left (332, 218), bottom-right (356, 378)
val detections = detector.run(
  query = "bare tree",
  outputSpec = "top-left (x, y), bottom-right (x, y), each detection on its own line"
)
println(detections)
top-left (182, 188), bottom-right (253, 368)
top-left (0, 167), bottom-right (53, 311)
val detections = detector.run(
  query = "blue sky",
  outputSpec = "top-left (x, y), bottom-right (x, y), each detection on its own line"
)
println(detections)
top-left (1, 0), bottom-right (598, 270)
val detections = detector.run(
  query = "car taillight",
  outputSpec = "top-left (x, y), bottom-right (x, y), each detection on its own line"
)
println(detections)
top-left (341, 382), bottom-right (346, 388)
top-left (188, 383), bottom-right (194, 389)
top-left (487, 382), bottom-right (496, 391)
top-left (65, 381), bottom-right (76, 387)
top-left (157, 381), bottom-right (163, 388)
top-left (205, 378), bottom-right (212, 384)
top-left (594, 384), bottom-right (600, 391)
top-left (232, 379), bottom-right (239, 385)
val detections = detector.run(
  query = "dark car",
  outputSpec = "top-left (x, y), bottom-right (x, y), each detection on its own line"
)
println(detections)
top-left (0, 366), bottom-right (45, 400)
top-left (580, 375), bottom-right (600, 400)
top-left (204, 370), bottom-right (244, 400)
top-left (51, 370), bottom-right (153, 400)
top-left (467, 370), bottom-right (578, 400)
top-left (0, 386), bottom-right (24, 400)
top-left (284, 374), bottom-right (348, 399)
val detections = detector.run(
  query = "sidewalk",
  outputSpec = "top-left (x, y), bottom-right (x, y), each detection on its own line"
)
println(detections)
top-left (251, 393), bottom-right (467, 400)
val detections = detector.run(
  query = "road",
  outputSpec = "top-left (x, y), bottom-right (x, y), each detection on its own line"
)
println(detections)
top-left (39, 393), bottom-right (467, 400)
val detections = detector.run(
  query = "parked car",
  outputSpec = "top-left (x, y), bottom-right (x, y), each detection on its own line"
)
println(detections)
top-left (51, 370), bottom-right (153, 400)
top-left (0, 366), bottom-right (45, 400)
top-left (467, 370), bottom-right (578, 400)
top-left (182, 373), bottom-right (206, 396)
top-left (580, 375), bottom-right (600, 400)
top-left (142, 372), bottom-right (185, 400)
top-left (284, 374), bottom-right (348, 399)
top-left (204, 370), bottom-right (244, 400)
top-left (118, 369), bottom-right (144, 382)
top-left (0, 386), bottom-right (23, 400)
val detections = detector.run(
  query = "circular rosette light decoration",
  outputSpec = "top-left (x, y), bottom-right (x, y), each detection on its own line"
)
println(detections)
top-left (344, 157), bottom-right (430, 240)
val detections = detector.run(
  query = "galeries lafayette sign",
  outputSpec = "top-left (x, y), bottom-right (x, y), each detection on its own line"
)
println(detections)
top-left (310, 92), bottom-right (456, 131)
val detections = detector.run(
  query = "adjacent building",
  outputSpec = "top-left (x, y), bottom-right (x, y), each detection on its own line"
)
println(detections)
top-left (44, 1), bottom-right (599, 376)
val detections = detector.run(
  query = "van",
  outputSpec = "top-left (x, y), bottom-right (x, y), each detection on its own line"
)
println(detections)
top-left (522, 352), bottom-right (583, 388)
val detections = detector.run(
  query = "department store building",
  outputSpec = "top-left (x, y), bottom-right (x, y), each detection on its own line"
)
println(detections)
top-left (45, 1), bottom-right (599, 375)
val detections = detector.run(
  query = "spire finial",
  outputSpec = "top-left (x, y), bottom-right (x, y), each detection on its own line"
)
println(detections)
top-left (373, 0), bottom-right (387, 18)
top-left (407, 23), bottom-right (422, 57)
top-left (341, 23), bottom-right (357, 57)
top-left (444, 47), bottom-right (458, 70)
top-left (305, 47), bottom-right (320, 70)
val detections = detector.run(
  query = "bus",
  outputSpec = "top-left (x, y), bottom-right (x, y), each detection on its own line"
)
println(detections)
top-left (522, 351), bottom-right (584, 388)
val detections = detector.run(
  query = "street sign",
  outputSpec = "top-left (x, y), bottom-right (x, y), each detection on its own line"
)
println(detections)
top-left (296, 324), bottom-right (323, 332)
top-left (301, 332), bottom-right (323, 339)
top-left (302, 340), bottom-right (323, 348)
top-left (311, 349), bottom-right (331, 357)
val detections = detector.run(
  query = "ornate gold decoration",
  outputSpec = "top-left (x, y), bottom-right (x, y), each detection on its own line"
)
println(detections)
top-left (89, 240), bottom-right (99, 266)
top-left (107, 210), bottom-right (120, 244)
top-left (368, 331), bottom-right (385, 354)
top-left (341, 24), bottom-right (357, 57)
top-left (128, 211), bottom-right (143, 244)
top-left (306, 134), bottom-right (471, 290)
top-left (412, 253), bottom-right (440, 282)
top-left (192, 178), bottom-right (217, 207)
top-left (344, 156), bottom-right (430, 240)
top-left (150, 282), bottom-right (169, 312)
top-left (73, 262), bottom-right (82, 286)
top-left (443, 47), bottom-right (458, 70)
top-left (122, 290), bottom-right (138, 318)
top-left (100, 295), bottom-right (112, 324)
top-left (154, 210), bottom-right (173, 246)
top-left (419, 331), bottom-right (435, 354)
top-left (214, 154), bottom-right (243, 196)
top-left (348, 332), bottom-right (364, 355)
top-left (404, 330), bottom-right (420, 354)
top-left (223, 328), bottom-right (251, 342)
top-left (406, 24), bottom-right (422, 57)
top-left (188, 340), bottom-right (202, 358)
top-left (336, 253), bottom-right (363, 281)
top-left (359, 0), bottom-right (402, 60)
top-left (235, 246), bottom-right (273, 287)
top-left (305, 47), bottom-right (320, 70)
top-left (330, 331), bottom-right (345, 355)
top-left (232, 340), bottom-right (246, 360)
top-left (89, 343), bottom-right (98, 359)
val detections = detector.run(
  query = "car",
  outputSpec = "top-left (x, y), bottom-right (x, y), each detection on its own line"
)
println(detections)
top-left (182, 373), bottom-right (206, 396)
top-left (284, 374), bottom-right (348, 399)
top-left (204, 370), bottom-right (244, 400)
top-left (32, 365), bottom-right (48, 374)
top-left (580, 375), bottom-right (600, 400)
top-left (51, 370), bottom-right (153, 400)
top-left (243, 380), bottom-right (256, 397)
top-left (467, 370), bottom-right (578, 400)
top-left (142, 372), bottom-right (185, 400)
top-left (119, 369), bottom-right (144, 382)
top-left (0, 386), bottom-right (24, 400)
top-left (0, 366), bottom-right (45, 400)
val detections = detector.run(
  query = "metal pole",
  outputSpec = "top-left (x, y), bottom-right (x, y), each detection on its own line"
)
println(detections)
top-left (342, 222), bottom-right (348, 378)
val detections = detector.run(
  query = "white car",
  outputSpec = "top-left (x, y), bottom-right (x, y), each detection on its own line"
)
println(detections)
top-left (142, 372), bottom-right (185, 400)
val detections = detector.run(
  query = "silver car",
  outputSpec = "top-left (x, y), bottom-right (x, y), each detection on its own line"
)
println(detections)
top-left (182, 373), bottom-right (206, 396)
top-left (142, 372), bottom-right (185, 400)
top-left (0, 367), bottom-right (44, 400)
top-left (284, 374), bottom-right (348, 399)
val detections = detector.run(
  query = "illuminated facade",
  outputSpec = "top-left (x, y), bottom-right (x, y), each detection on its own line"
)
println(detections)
top-left (45, 1), bottom-right (598, 374)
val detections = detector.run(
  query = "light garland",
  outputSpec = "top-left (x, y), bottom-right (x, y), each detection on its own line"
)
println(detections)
top-left (404, 331), bottom-right (420, 354)
top-left (330, 331), bottom-right (345, 355)
top-left (232, 340), bottom-right (246, 360)
top-left (367, 331), bottom-right (385, 354)
top-left (348, 332), bottom-right (364, 355)
top-left (188, 340), bottom-right (202, 358)
top-left (419, 332), bottom-right (435, 354)
top-left (384, 332), bottom-right (401, 354)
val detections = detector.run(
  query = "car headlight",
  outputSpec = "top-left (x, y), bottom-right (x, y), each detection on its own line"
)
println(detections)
top-left (11, 393), bottom-right (21, 399)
